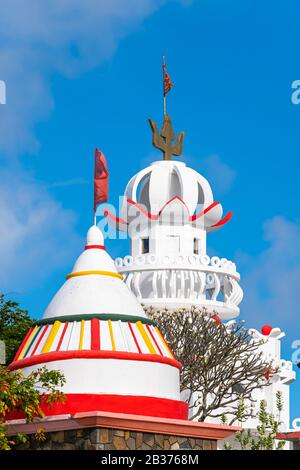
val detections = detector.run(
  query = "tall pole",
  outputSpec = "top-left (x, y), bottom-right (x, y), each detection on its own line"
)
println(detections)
top-left (163, 54), bottom-right (167, 116)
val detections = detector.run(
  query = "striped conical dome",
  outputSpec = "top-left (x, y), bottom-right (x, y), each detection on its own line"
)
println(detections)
top-left (9, 226), bottom-right (187, 420)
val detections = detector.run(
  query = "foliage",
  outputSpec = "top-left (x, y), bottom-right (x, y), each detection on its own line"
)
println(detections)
top-left (0, 294), bottom-right (35, 364)
top-left (146, 306), bottom-right (272, 423)
top-left (223, 392), bottom-right (286, 450)
top-left (0, 365), bottom-right (65, 450)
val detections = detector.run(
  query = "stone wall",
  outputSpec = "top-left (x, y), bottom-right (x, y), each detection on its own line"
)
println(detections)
top-left (15, 427), bottom-right (217, 451)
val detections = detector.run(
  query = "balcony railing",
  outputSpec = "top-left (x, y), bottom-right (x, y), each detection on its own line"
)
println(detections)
top-left (115, 254), bottom-right (243, 319)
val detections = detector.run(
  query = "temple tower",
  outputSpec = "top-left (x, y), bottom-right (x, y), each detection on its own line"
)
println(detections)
top-left (106, 114), bottom-right (243, 319)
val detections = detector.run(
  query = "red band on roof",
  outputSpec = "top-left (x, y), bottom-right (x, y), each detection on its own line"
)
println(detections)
top-left (85, 245), bottom-right (106, 250)
top-left (6, 393), bottom-right (188, 421)
top-left (9, 350), bottom-right (182, 371)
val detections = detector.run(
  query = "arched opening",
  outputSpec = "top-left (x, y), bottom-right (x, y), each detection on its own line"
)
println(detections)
top-left (169, 169), bottom-right (182, 199)
top-left (137, 175), bottom-right (151, 211)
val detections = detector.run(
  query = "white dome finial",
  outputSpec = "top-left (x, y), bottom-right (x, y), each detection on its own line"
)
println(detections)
top-left (86, 225), bottom-right (104, 247)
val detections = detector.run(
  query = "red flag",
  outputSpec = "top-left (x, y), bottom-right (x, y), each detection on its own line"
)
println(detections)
top-left (163, 63), bottom-right (173, 96)
top-left (94, 148), bottom-right (108, 211)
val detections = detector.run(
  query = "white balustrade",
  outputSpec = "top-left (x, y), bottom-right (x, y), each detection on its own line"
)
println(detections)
top-left (115, 254), bottom-right (243, 319)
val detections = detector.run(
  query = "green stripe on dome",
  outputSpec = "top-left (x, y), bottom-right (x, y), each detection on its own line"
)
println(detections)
top-left (33, 313), bottom-right (157, 327)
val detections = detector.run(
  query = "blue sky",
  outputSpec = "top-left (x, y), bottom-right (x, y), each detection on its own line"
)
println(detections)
top-left (1, 0), bottom-right (300, 423)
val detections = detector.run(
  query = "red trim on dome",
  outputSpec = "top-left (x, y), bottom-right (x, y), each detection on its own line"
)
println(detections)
top-left (127, 196), bottom-right (189, 221)
top-left (9, 350), bottom-right (182, 371)
top-left (105, 197), bottom-right (232, 230)
top-left (85, 245), bottom-right (106, 250)
top-left (6, 393), bottom-right (188, 421)
top-left (127, 197), bottom-right (224, 226)
top-left (103, 210), bottom-right (128, 226)
top-left (190, 201), bottom-right (220, 221)
top-left (158, 195), bottom-right (190, 216)
top-left (211, 211), bottom-right (233, 227)
top-left (127, 198), bottom-right (156, 220)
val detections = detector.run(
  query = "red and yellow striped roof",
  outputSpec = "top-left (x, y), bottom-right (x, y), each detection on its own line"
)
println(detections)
top-left (10, 316), bottom-right (179, 370)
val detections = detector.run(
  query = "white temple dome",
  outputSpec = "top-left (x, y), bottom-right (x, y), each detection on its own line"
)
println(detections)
top-left (121, 159), bottom-right (216, 220)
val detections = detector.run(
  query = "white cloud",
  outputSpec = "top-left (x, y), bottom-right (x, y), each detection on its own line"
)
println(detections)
top-left (237, 216), bottom-right (300, 328)
top-left (201, 154), bottom-right (236, 196)
top-left (0, 0), bottom-right (168, 156)
top-left (0, 169), bottom-right (81, 291)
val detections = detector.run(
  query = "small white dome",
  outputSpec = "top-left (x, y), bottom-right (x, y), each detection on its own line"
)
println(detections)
top-left (43, 226), bottom-right (147, 319)
top-left (86, 225), bottom-right (104, 246)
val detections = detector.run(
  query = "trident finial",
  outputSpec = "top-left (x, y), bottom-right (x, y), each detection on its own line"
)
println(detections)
top-left (148, 114), bottom-right (185, 161)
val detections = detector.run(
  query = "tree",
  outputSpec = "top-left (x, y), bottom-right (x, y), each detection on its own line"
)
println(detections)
top-left (0, 294), bottom-right (35, 365)
top-left (223, 392), bottom-right (286, 450)
top-left (146, 306), bottom-right (272, 423)
top-left (0, 365), bottom-right (66, 450)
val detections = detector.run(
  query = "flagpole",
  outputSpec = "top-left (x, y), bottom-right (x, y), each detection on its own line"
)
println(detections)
top-left (163, 54), bottom-right (167, 116)
top-left (94, 210), bottom-right (96, 226)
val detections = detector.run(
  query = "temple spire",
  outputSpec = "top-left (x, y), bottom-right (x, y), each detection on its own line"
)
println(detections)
top-left (148, 115), bottom-right (185, 160)
top-left (148, 56), bottom-right (185, 160)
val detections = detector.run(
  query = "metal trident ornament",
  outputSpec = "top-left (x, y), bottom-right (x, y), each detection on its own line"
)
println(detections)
top-left (148, 114), bottom-right (185, 161)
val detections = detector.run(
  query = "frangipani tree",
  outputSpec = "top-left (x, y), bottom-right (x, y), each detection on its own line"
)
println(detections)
top-left (146, 306), bottom-right (272, 423)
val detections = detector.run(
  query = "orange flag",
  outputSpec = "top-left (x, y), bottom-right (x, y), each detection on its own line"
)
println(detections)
top-left (94, 148), bottom-right (108, 211)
